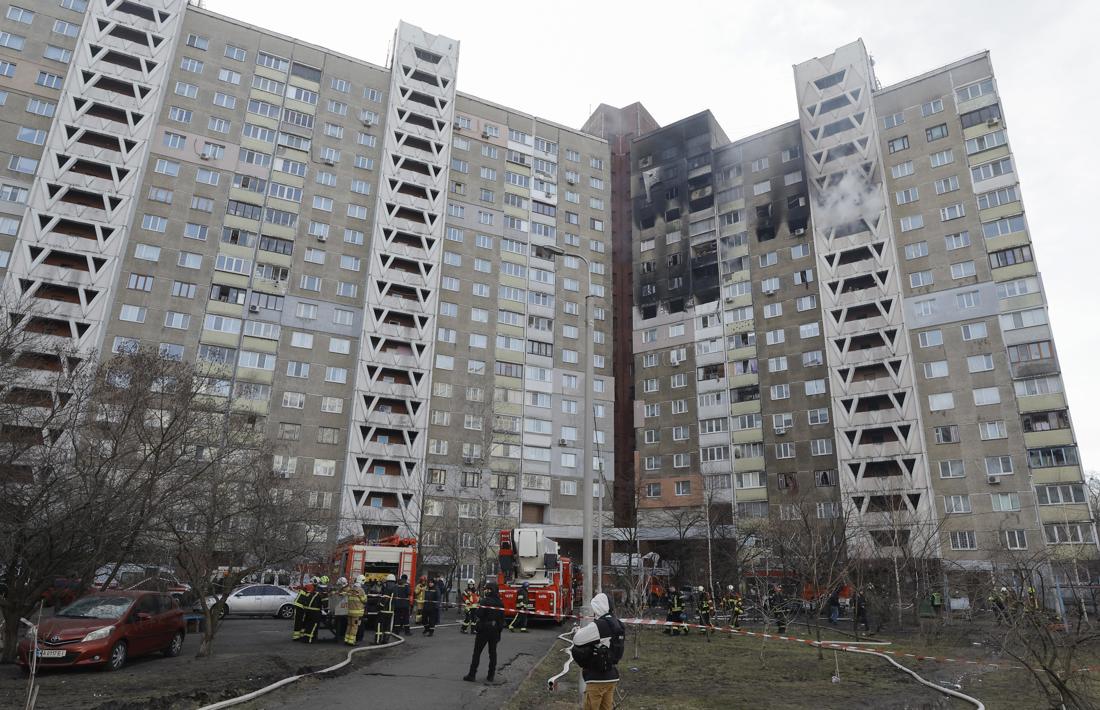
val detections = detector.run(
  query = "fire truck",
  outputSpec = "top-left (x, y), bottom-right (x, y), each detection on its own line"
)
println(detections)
top-left (496, 528), bottom-right (574, 624)
top-left (332, 535), bottom-right (418, 585)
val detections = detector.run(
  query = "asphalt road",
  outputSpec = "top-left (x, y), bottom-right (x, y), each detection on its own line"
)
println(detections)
top-left (248, 620), bottom-right (562, 710)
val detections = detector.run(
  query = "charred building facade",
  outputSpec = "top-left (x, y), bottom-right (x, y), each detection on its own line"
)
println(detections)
top-left (612, 40), bottom-right (1093, 578)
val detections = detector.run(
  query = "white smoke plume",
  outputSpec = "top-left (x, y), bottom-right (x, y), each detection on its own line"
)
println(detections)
top-left (813, 169), bottom-right (884, 231)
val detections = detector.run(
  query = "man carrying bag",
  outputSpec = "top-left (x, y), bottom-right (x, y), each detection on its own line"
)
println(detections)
top-left (571, 592), bottom-right (625, 710)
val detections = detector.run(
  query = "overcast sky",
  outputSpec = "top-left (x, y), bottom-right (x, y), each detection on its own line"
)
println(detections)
top-left (211, 0), bottom-right (1099, 471)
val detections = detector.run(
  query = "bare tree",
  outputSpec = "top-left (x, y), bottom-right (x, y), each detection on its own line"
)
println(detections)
top-left (0, 343), bottom-right (240, 663)
top-left (764, 492), bottom-right (860, 658)
top-left (161, 436), bottom-right (322, 658)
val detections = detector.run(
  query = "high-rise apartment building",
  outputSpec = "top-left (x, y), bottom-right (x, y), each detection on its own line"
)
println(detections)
top-left (617, 40), bottom-right (1092, 577)
top-left (0, 0), bottom-right (614, 578)
top-left (0, 1), bottom-right (1088, 585)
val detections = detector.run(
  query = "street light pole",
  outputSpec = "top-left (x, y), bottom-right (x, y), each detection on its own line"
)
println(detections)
top-left (544, 246), bottom-right (595, 613)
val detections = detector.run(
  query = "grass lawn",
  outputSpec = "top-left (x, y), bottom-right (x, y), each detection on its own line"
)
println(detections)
top-left (505, 623), bottom-right (1098, 709)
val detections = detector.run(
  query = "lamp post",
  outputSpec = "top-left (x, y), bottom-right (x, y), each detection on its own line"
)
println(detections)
top-left (543, 245), bottom-right (596, 614)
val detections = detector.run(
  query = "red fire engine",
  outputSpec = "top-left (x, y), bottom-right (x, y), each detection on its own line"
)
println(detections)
top-left (496, 528), bottom-right (573, 624)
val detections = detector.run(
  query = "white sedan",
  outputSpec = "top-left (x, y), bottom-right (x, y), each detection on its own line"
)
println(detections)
top-left (198, 584), bottom-right (298, 619)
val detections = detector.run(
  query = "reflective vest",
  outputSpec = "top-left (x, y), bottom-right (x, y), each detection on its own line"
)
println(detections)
top-left (700, 598), bottom-right (712, 613)
top-left (517, 589), bottom-right (530, 610)
top-left (670, 593), bottom-right (684, 612)
top-left (463, 590), bottom-right (479, 610)
top-left (293, 590), bottom-right (310, 609)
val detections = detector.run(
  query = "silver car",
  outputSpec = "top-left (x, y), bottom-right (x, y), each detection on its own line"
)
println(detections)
top-left (200, 584), bottom-right (297, 619)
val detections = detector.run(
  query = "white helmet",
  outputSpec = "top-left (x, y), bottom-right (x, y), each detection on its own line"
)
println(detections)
top-left (386, 573), bottom-right (396, 582)
top-left (727, 585), bottom-right (734, 591)
top-left (356, 574), bottom-right (367, 585)
top-left (698, 586), bottom-right (705, 592)
top-left (467, 578), bottom-right (475, 585)
top-left (337, 576), bottom-right (348, 586)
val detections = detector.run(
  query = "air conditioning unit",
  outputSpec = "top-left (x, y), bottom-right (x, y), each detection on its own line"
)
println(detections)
top-left (199, 153), bottom-right (212, 161)
top-left (725, 296), bottom-right (736, 303)
top-left (453, 122), bottom-right (463, 131)
top-left (793, 228), bottom-right (806, 236)
top-left (566, 177), bottom-right (577, 185)
top-left (436, 484), bottom-right (445, 491)
top-left (322, 158), bottom-right (335, 166)
top-left (987, 475), bottom-right (1002, 485)
top-left (558, 438), bottom-right (568, 447)
top-left (685, 298), bottom-right (695, 308)
top-left (495, 488), bottom-right (507, 497)
top-left (764, 289), bottom-right (777, 296)
top-left (463, 455), bottom-right (476, 464)
top-left (775, 427), bottom-right (788, 436)
top-left (987, 118), bottom-right (1001, 127)
top-left (248, 304), bottom-right (260, 313)
top-left (316, 234), bottom-right (328, 242)
top-left (481, 130), bottom-right (491, 139)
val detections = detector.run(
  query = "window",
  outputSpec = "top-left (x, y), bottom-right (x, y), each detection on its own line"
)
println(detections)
top-left (928, 393), bottom-right (954, 411)
top-left (929, 149), bottom-right (954, 168)
top-left (940, 203), bottom-right (965, 221)
top-left (950, 531), bottom-right (977, 550)
top-left (985, 456), bottom-right (1014, 476)
top-left (888, 136), bottom-right (909, 153)
top-left (674, 480), bottom-right (691, 496)
top-left (934, 425), bottom-right (960, 444)
top-left (895, 187), bottom-right (918, 205)
top-left (925, 123), bottom-right (948, 142)
top-left (1044, 524), bottom-right (1096, 545)
top-left (939, 460), bottom-right (965, 478)
top-left (118, 304), bottom-right (146, 323)
top-left (909, 270), bottom-right (933, 288)
top-left (945, 495), bottom-right (972, 514)
top-left (980, 420), bottom-right (1008, 440)
top-left (811, 438), bottom-right (833, 456)
top-left (899, 215), bottom-right (924, 232)
top-left (935, 175), bottom-right (960, 195)
top-left (1005, 530), bottom-right (1027, 551)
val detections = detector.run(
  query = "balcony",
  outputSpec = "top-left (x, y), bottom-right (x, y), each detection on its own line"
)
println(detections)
top-left (364, 410), bottom-right (414, 428)
top-left (372, 350), bottom-right (420, 369)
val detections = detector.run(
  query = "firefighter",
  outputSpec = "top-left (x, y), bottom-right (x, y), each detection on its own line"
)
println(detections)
top-left (730, 592), bottom-right (744, 629)
top-left (767, 584), bottom-right (787, 634)
top-left (415, 576), bottom-right (427, 624)
top-left (366, 579), bottom-right (384, 644)
top-left (509, 582), bottom-right (530, 632)
top-left (331, 577), bottom-right (350, 641)
top-left (422, 578), bottom-right (440, 636)
top-left (375, 575), bottom-right (396, 643)
top-left (464, 581), bottom-right (504, 683)
top-left (291, 579), bottom-right (312, 641)
top-left (698, 587), bottom-right (713, 630)
top-left (461, 579), bottom-right (479, 634)
top-left (344, 580), bottom-right (367, 646)
top-left (394, 574), bottom-right (412, 634)
top-left (664, 585), bottom-right (686, 636)
top-left (301, 577), bottom-right (323, 644)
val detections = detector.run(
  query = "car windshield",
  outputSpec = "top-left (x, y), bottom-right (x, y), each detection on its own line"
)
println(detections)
top-left (57, 596), bottom-right (132, 619)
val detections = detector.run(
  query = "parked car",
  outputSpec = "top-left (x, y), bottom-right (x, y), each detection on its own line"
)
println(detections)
top-left (18, 591), bottom-right (185, 673)
top-left (197, 584), bottom-right (298, 619)
top-left (94, 564), bottom-right (192, 603)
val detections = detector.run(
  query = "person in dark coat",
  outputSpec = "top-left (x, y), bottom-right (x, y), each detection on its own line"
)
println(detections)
top-left (464, 581), bottom-right (504, 683)
top-left (394, 574), bottom-right (412, 634)
top-left (422, 579), bottom-right (440, 636)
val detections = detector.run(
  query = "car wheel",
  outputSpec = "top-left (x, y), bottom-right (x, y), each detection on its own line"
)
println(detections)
top-left (164, 631), bottom-right (184, 658)
top-left (104, 640), bottom-right (127, 672)
top-left (277, 604), bottom-right (294, 619)
top-left (215, 604), bottom-right (228, 620)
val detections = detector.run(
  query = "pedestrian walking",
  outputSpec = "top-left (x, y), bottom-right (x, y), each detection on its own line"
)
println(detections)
top-left (344, 581), bottom-right (366, 646)
top-left (571, 592), bottom-right (625, 710)
top-left (464, 581), bottom-right (504, 683)
top-left (510, 582), bottom-right (530, 632)
top-left (422, 579), bottom-right (440, 636)
top-left (461, 579), bottom-right (479, 633)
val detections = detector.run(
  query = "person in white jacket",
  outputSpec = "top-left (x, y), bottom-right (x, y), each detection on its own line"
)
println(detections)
top-left (571, 593), bottom-right (625, 710)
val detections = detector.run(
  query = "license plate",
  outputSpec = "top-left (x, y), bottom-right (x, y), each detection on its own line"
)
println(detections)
top-left (36, 649), bottom-right (65, 658)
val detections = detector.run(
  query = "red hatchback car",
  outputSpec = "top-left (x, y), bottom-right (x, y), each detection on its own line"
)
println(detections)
top-left (18, 590), bottom-right (185, 672)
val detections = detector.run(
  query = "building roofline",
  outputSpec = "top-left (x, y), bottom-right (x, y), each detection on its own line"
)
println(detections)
top-left (875, 50), bottom-right (991, 95)
top-left (456, 92), bottom-right (608, 143)
top-left (725, 118), bottom-right (801, 148)
top-left (190, 4), bottom-right (390, 73)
